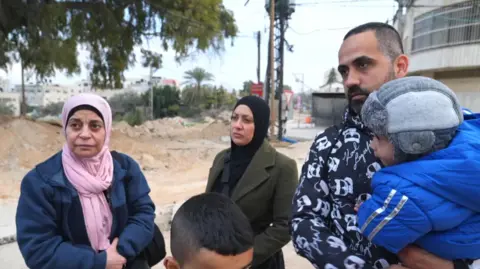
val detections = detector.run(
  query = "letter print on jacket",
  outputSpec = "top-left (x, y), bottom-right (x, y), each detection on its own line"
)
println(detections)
top-left (290, 109), bottom-right (399, 269)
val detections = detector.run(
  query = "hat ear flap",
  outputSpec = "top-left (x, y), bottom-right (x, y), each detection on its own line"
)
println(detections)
top-left (391, 131), bottom-right (436, 155)
top-left (361, 93), bottom-right (388, 136)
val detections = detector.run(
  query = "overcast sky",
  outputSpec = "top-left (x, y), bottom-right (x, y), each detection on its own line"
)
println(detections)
top-left (0, 0), bottom-right (398, 92)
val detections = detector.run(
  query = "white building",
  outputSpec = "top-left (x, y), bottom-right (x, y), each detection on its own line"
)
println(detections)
top-left (0, 92), bottom-right (21, 116)
top-left (12, 83), bottom-right (90, 107)
top-left (13, 84), bottom-right (44, 107)
top-left (0, 78), bottom-right (9, 92)
top-left (10, 76), bottom-right (180, 107)
top-left (151, 76), bottom-right (179, 88)
top-left (394, 0), bottom-right (480, 110)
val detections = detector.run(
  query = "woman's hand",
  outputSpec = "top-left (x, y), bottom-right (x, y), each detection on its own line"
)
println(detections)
top-left (106, 238), bottom-right (127, 269)
top-left (398, 245), bottom-right (453, 269)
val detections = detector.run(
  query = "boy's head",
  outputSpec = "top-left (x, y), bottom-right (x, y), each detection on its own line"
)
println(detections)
top-left (361, 76), bottom-right (463, 166)
top-left (163, 193), bottom-right (254, 269)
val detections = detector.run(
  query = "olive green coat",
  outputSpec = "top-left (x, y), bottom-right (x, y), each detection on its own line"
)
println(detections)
top-left (205, 140), bottom-right (299, 266)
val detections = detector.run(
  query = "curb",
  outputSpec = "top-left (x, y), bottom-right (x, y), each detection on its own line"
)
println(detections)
top-left (0, 200), bottom-right (185, 246)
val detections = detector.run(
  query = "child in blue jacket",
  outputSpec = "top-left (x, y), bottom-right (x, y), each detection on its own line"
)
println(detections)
top-left (358, 76), bottom-right (480, 263)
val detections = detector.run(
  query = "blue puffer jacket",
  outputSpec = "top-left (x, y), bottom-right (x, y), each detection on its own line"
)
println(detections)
top-left (358, 113), bottom-right (480, 260)
top-left (16, 151), bottom-right (156, 269)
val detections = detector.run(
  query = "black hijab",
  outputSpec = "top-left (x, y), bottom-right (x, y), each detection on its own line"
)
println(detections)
top-left (229, 96), bottom-right (270, 188)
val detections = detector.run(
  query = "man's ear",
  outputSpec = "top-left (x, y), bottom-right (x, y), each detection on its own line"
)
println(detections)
top-left (164, 256), bottom-right (180, 269)
top-left (394, 54), bottom-right (409, 78)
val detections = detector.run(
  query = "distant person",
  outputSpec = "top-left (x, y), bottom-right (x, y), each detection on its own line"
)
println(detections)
top-left (206, 95), bottom-right (299, 269)
top-left (358, 76), bottom-right (480, 266)
top-left (16, 93), bottom-right (158, 269)
top-left (163, 192), bottom-right (254, 269)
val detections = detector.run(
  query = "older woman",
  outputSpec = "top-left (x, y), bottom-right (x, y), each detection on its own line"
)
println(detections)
top-left (16, 93), bottom-right (156, 269)
top-left (205, 96), bottom-right (299, 269)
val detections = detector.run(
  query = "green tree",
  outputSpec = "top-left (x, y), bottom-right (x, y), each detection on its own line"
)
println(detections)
top-left (124, 109), bottom-right (145, 126)
top-left (240, 80), bottom-right (254, 97)
top-left (183, 67), bottom-right (215, 103)
top-left (143, 85), bottom-right (181, 118)
top-left (0, 1), bottom-right (238, 89)
top-left (109, 92), bottom-right (144, 117)
top-left (39, 101), bottom-right (65, 117)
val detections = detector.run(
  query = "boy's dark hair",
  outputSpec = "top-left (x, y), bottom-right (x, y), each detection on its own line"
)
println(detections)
top-left (170, 193), bottom-right (254, 266)
top-left (344, 22), bottom-right (404, 61)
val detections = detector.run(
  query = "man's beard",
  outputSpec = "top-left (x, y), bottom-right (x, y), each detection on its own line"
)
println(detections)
top-left (348, 69), bottom-right (396, 114)
top-left (347, 85), bottom-right (370, 115)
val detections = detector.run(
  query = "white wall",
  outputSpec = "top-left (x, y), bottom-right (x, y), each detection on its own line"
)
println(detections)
top-left (0, 92), bottom-right (21, 116)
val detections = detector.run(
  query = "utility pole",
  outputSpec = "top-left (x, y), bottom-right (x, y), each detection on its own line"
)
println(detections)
top-left (265, 0), bottom-right (295, 139)
top-left (268, 0), bottom-right (276, 138)
top-left (256, 31), bottom-right (261, 83)
top-left (277, 12), bottom-right (286, 140)
top-left (149, 66), bottom-right (154, 120)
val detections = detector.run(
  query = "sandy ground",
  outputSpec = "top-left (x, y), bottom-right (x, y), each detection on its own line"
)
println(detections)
top-left (0, 115), bottom-right (323, 269)
top-left (0, 233), bottom-right (314, 269)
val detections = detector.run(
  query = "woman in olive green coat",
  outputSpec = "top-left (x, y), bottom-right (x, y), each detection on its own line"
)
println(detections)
top-left (205, 96), bottom-right (299, 269)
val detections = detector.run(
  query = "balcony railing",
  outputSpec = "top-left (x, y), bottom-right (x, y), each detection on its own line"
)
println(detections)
top-left (411, 0), bottom-right (480, 53)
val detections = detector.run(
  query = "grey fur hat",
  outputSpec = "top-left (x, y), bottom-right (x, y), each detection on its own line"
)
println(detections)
top-left (361, 76), bottom-right (463, 160)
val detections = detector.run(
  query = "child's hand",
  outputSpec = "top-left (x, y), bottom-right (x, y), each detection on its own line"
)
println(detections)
top-left (354, 192), bottom-right (370, 213)
top-left (398, 245), bottom-right (453, 269)
top-left (389, 265), bottom-right (410, 269)
top-left (354, 202), bottom-right (363, 212)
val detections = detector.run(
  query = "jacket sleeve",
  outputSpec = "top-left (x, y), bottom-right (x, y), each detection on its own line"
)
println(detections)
top-left (253, 158), bottom-right (299, 266)
top-left (290, 129), bottom-right (375, 269)
top-left (117, 154), bottom-right (156, 259)
top-left (16, 171), bottom-right (106, 269)
top-left (357, 182), bottom-right (433, 254)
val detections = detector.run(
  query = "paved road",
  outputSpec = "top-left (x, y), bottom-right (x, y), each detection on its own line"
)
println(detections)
top-left (0, 201), bottom-right (16, 240)
top-left (285, 120), bottom-right (325, 141)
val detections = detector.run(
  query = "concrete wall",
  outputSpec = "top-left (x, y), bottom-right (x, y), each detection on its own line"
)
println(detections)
top-left (408, 45), bottom-right (480, 73)
top-left (311, 93), bottom-right (347, 126)
top-left (0, 92), bottom-right (21, 116)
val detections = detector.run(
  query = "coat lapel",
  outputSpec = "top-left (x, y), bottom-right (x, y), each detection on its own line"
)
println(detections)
top-left (231, 141), bottom-right (276, 202)
top-left (205, 151), bottom-right (227, 192)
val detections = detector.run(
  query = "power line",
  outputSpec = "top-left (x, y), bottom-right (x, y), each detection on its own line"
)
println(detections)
top-left (295, 0), bottom-right (395, 6)
top-left (289, 26), bottom-right (354, 35)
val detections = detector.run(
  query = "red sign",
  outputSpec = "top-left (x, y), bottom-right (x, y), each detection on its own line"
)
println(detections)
top-left (284, 89), bottom-right (294, 105)
top-left (251, 83), bottom-right (264, 97)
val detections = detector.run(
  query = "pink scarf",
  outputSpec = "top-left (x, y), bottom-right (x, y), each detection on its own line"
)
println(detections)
top-left (61, 93), bottom-right (114, 252)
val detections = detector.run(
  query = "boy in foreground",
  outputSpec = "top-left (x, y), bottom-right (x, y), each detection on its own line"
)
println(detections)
top-left (163, 192), bottom-right (254, 269)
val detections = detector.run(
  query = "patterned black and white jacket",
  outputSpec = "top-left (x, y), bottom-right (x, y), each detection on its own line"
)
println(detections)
top-left (290, 108), bottom-right (399, 269)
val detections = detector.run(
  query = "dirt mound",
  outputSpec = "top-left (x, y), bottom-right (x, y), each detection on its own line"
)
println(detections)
top-left (113, 117), bottom-right (230, 140)
top-left (0, 117), bottom-right (228, 172)
top-left (0, 118), bottom-right (63, 169)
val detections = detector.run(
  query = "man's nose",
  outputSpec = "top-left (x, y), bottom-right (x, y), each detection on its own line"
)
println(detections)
top-left (343, 71), bottom-right (361, 90)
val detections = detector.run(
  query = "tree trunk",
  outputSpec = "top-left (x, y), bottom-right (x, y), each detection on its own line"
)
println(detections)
top-left (21, 60), bottom-right (26, 116)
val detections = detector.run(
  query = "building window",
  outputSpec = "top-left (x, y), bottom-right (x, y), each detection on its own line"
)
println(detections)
top-left (412, 0), bottom-right (480, 52)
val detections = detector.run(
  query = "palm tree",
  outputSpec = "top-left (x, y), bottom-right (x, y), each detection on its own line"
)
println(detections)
top-left (183, 67), bottom-right (214, 104)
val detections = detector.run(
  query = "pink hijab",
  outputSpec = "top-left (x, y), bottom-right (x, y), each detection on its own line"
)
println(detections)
top-left (61, 93), bottom-right (114, 252)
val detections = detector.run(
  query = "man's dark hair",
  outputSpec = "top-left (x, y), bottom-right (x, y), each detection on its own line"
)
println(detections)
top-left (170, 193), bottom-right (254, 266)
top-left (344, 22), bottom-right (404, 60)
